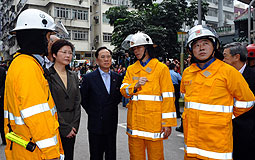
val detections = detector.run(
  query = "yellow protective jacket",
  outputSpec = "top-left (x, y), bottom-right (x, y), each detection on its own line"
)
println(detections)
top-left (181, 59), bottom-right (254, 160)
top-left (120, 58), bottom-right (177, 141)
top-left (4, 53), bottom-right (64, 159)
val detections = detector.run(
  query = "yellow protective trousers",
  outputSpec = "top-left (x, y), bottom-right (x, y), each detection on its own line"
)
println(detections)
top-left (128, 136), bottom-right (164, 160)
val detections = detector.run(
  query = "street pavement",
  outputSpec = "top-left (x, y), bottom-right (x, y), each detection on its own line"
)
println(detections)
top-left (0, 103), bottom-right (184, 160)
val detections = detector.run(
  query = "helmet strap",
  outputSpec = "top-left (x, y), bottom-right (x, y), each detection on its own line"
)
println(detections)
top-left (193, 52), bottom-right (214, 63)
top-left (139, 47), bottom-right (147, 62)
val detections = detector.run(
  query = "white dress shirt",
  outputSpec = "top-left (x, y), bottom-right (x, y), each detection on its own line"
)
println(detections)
top-left (238, 63), bottom-right (246, 74)
top-left (98, 67), bottom-right (111, 94)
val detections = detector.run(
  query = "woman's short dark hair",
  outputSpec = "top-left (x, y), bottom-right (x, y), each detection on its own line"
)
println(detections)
top-left (95, 46), bottom-right (113, 58)
top-left (51, 39), bottom-right (74, 57)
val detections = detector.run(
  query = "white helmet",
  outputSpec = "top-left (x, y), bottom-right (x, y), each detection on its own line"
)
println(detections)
top-left (186, 25), bottom-right (219, 53)
top-left (129, 32), bottom-right (153, 48)
top-left (10, 9), bottom-right (56, 34)
top-left (121, 34), bottom-right (134, 50)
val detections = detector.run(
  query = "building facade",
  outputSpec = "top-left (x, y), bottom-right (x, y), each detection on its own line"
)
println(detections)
top-left (184, 0), bottom-right (235, 45)
top-left (1, 0), bottom-right (240, 61)
top-left (0, 0), bottom-right (131, 62)
top-left (156, 0), bottom-right (236, 44)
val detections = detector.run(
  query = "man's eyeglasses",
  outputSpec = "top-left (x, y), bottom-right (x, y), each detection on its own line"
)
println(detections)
top-left (100, 55), bottom-right (112, 59)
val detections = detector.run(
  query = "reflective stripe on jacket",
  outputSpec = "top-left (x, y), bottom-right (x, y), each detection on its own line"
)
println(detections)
top-left (120, 58), bottom-right (177, 141)
top-left (181, 59), bottom-right (255, 160)
top-left (4, 53), bottom-right (63, 159)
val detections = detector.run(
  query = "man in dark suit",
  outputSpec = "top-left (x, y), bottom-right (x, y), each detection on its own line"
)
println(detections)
top-left (80, 47), bottom-right (122, 160)
top-left (223, 42), bottom-right (255, 160)
top-left (0, 66), bottom-right (6, 145)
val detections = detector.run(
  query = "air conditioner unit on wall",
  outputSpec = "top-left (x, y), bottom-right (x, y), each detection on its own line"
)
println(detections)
top-left (79, 0), bottom-right (83, 5)
top-left (94, 16), bottom-right (99, 23)
top-left (94, 16), bottom-right (99, 20)
top-left (94, 35), bottom-right (99, 43)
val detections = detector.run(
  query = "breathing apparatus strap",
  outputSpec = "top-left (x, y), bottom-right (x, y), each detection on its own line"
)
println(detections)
top-left (11, 52), bottom-right (50, 81)
top-left (7, 122), bottom-right (13, 150)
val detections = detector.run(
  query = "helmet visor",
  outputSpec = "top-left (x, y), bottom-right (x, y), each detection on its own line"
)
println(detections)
top-left (55, 21), bottom-right (69, 37)
top-left (121, 34), bottom-right (134, 50)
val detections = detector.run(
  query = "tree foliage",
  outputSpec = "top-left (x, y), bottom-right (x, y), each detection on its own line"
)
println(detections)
top-left (131, 0), bottom-right (156, 10)
top-left (105, 0), bottom-right (209, 59)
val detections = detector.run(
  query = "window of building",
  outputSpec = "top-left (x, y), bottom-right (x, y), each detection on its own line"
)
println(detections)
top-left (56, 29), bottom-right (71, 40)
top-left (224, 11), bottom-right (234, 20)
top-left (54, 7), bottom-right (88, 20)
top-left (207, 22), bottom-right (218, 28)
top-left (207, 0), bottom-right (218, 3)
top-left (72, 9), bottom-right (88, 20)
top-left (103, 0), bottom-right (129, 6)
top-left (103, 0), bottom-right (111, 4)
top-left (66, 8), bottom-right (71, 19)
top-left (72, 9), bottom-right (77, 19)
top-left (103, 33), bottom-right (112, 42)
top-left (112, 0), bottom-right (117, 4)
top-left (121, 0), bottom-right (128, 5)
top-left (72, 30), bottom-right (89, 40)
top-left (208, 8), bottom-right (218, 17)
top-left (223, 0), bottom-right (233, 8)
top-left (103, 13), bottom-right (110, 24)
top-left (75, 54), bottom-right (80, 59)
top-left (55, 7), bottom-right (71, 19)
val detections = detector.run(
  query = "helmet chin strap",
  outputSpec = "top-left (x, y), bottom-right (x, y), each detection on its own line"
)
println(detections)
top-left (139, 47), bottom-right (147, 62)
top-left (193, 51), bottom-right (214, 63)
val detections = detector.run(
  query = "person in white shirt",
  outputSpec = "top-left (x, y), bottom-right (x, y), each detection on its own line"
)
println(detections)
top-left (223, 42), bottom-right (255, 160)
top-left (80, 47), bottom-right (123, 160)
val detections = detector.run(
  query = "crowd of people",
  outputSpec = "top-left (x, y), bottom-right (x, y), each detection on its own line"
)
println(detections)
top-left (1, 8), bottom-right (255, 160)
top-left (71, 64), bottom-right (129, 81)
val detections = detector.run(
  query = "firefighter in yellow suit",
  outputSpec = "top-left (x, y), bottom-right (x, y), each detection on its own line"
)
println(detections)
top-left (120, 32), bottom-right (177, 160)
top-left (4, 9), bottom-right (66, 160)
top-left (181, 25), bottom-right (255, 160)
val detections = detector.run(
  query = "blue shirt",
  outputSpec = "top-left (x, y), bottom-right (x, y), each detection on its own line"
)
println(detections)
top-left (33, 54), bottom-right (44, 66)
top-left (98, 67), bottom-right (111, 94)
top-left (170, 70), bottom-right (182, 85)
top-left (140, 58), bottom-right (152, 67)
top-left (196, 58), bottom-right (216, 70)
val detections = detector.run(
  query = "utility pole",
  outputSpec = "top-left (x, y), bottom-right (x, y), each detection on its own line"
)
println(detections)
top-left (198, 0), bottom-right (202, 25)
top-left (248, 0), bottom-right (255, 44)
top-left (218, 0), bottom-right (224, 27)
top-left (177, 27), bottom-right (187, 74)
